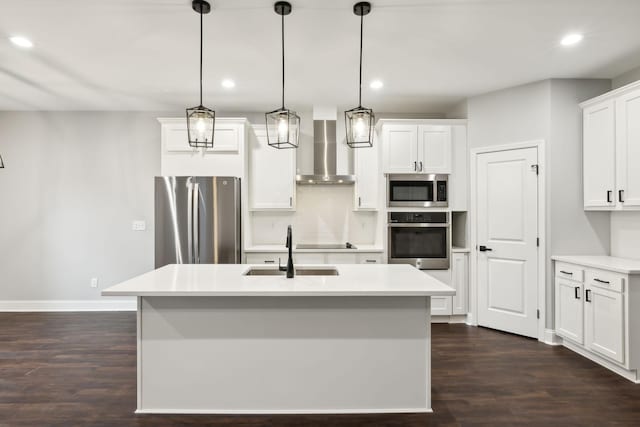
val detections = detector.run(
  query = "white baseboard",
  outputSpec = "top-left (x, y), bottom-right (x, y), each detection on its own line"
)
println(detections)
top-left (0, 299), bottom-right (137, 312)
top-left (544, 329), bottom-right (563, 346)
top-left (135, 408), bottom-right (433, 415)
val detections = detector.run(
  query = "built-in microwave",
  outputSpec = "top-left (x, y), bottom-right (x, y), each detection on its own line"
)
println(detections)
top-left (387, 174), bottom-right (448, 208)
top-left (387, 211), bottom-right (449, 270)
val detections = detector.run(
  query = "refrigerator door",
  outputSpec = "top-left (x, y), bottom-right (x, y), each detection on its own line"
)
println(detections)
top-left (194, 177), bottom-right (242, 264)
top-left (155, 176), bottom-right (195, 268)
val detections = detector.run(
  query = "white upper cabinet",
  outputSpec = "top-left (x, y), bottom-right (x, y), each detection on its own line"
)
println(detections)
top-left (417, 125), bottom-right (452, 174)
top-left (381, 121), bottom-right (454, 174)
top-left (158, 117), bottom-right (247, 177)
top-left (583, 100), bottom-right (616, 209)
top-left (615, 89), bottom-right (640, 208)
top-left (381, 124), bottom-right (418, 173)
top-left (248, 126), bottom-right (296, 211)
top-left (354, 143), bottom-right (379, 210)
top-left (161, 118), bottom-right (240, 153)
top-left (581, 81), bottom-right (640, 210)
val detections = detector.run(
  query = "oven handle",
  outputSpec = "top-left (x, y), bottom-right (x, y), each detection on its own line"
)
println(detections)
top-left (388, 223), bottom-right (450, 228)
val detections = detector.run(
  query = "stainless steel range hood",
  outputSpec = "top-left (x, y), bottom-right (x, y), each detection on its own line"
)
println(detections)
top-left (296, 120), bottom-right (355, 185)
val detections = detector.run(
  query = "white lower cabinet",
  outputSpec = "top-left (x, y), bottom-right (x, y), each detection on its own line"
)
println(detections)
top-left (585, 285), bottom-right (625, 364)
top-left (429, 252), bottom-right (469, 317)
top-left (555, 278), bottom-right (584, 344)
top-left (554, 259), bottom-right (640, 382)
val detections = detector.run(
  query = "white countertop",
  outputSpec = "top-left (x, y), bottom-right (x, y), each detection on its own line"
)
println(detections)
top-left (551, 255), bottom-right (640, 274)
top-left (102, 264), bottom-right (455, 297)
top-left (244, 245), bottom-right (384, 253)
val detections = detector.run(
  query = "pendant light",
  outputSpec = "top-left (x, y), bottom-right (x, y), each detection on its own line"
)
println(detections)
top-left (186, 0), bottom-right (215, 148)
top-left (265, 1), bottom-right (300, 149)
top-left (345, 2), bottom-right (375, 148)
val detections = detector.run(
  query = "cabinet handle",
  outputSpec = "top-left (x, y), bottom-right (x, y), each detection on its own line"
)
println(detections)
top-left (560, 270), bottom-right (573, 276)
top-left (414, 161), bottom-right (417, 171)
top-left (264, 260), bottom-right (275, 264)
top-left (619, 190), bottom-right (625, 203)
top-left (574, 286), bottom-right (580, 299)
top-left (593, 278), bottom-right (610, 284)
top-left (289, 196), bottom-right (293, 207)
top-left (607, 190), bottom-right (612, 203)
top-left (419, 161), bottom-right (423, 172)
top-left (358, 196), bottom-right (362, 207)
top-left (365, 259), bottom-right (377, 263)
top-left (585, 289), bottom-right (592, 303)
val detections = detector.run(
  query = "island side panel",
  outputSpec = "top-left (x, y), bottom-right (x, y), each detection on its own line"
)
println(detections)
top-left (138, 296), bottom-right (431, 414)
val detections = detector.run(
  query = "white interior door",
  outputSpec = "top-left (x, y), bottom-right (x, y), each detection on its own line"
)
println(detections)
top-left (476, 147), bottom-right (539, 338)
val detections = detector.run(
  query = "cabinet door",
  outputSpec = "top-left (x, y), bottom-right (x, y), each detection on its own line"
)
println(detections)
top-left (585, 285), bottom-right (625, 364)
top-left (354, 143), bottom-right (379, 210)
top-left (163, 121), bottom-right (194, 152)
top-left (417, 125), bottom-right (452, 174)
top-left (583, 101), bottom-right (616, 209)
top-left (382, 125), bottom-right (418, 173)
top-left (451, 253), bottom-right (468, 315)
top-left (249, 128), bottom-right (295, 210)
top-left (555, 279), bottom-right (584, 344)
top-left (616, 90), bottom-right (640, 208)
top-left (431, 296), bottom-right (452, 316)
top-left (206, 124), bottom-right (240, 152)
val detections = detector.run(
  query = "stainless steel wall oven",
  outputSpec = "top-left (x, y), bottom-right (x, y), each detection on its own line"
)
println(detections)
top-left (387, 211), bottom-right (449, 270)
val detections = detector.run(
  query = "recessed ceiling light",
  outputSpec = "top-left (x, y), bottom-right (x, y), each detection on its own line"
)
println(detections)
top-left (9, 36), bottom-right (33, 49)
top-left (221, 79), bottom-right (235, 89)
top-left (560, 33), bottom-right (583, 46)
top-left (370, 80), bottom-right (384, 90)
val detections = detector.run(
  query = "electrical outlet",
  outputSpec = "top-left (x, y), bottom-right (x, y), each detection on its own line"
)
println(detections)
top-left (90, 278), bottom-right (98, 288)
top-left (132, 220), bottom-right (146, 231)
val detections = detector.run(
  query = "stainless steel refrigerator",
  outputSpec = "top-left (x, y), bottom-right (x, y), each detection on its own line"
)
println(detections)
top-left (155, 176), bottom-right (241, 268)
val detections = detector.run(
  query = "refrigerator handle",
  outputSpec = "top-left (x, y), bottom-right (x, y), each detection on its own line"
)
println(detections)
top-left (193, 182), bottom-right (200, 264)
top-left (187, 181), bottom-right (194, 264)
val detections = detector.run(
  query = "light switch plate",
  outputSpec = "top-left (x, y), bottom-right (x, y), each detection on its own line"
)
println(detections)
top-left (132, 220), bottom-right (146, 231)
top-left (90, 278), bottom-right (99, 288)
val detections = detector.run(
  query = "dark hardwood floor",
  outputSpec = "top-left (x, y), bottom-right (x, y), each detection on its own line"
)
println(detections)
top-left (1, 313), bottom-right (639, 426)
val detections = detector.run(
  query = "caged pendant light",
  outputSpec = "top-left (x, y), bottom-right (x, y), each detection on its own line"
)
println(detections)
top-left (265, 1), bottom-right (300, 149)
top-left (345, 2), bottom-right (375, 148)
top-left (186, 0), bottom-right (216, 148)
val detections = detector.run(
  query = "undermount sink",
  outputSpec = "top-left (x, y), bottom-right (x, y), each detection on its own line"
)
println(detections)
top-left (244, 267), bottom-right (339, 276)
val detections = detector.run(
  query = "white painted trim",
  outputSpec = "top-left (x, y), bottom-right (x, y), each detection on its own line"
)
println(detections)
top-left (470, 140), bottom-right (547, 342)
top-left (563, 340), bottom-right (640, 384)
top-left (0, 299), bottom-right (136, 312)
top-left (377, 118), bottom-right (468, 126)
top-left (135, 408), bottom-right (433, 415)
top-left (544, 329), bottom-right (563, 346)
top-left (430, 314), bottom-right (468, 324)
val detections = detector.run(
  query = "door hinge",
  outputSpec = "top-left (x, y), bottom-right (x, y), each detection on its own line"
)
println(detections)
top-left (536, 237), bottom-right (540, 247)
top-left (531, 164), bottom-right (539, 175)
top-left (537, 309), bottom-right (540, 319)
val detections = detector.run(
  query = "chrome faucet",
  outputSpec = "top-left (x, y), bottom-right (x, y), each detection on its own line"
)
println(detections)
top-left (279, 225), bottom-right (294, 278)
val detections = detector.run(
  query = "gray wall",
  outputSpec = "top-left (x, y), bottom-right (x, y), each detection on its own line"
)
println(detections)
top-left (612, 65), bottom-right (640, 89)
top-left (0, 112), bottom-right (160, 301)
top-left (467, 79), bottom-right (611, 328)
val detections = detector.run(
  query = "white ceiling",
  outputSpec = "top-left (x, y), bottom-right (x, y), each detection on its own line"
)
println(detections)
top-left (2, 0), bottom-right (640, 112)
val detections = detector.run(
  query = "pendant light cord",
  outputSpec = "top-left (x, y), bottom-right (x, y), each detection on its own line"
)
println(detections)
top-left (281, 12), bottom-right (285, 109)
top-left (199, 7), bottom-right (203, 106)
top-left (358, 12), bottom-right (363, 108)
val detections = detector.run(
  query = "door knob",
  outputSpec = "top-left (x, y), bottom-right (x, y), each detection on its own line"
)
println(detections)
top-left (479, 245), bottom-right (493, 252)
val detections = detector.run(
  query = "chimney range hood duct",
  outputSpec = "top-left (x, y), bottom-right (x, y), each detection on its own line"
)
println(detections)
top-left (296, 120), bottom-right (355, 185)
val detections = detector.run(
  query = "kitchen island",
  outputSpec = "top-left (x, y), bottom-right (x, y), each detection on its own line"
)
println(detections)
top-left (102, 264), bottom-right (454, 414)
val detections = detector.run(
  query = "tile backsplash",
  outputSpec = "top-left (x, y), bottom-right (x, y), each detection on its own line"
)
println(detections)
top-left (250, 185), bottom-right (379, 246)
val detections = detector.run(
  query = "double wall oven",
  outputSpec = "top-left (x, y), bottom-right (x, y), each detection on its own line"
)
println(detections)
top-left (387, 211), bottom-right (450, 270)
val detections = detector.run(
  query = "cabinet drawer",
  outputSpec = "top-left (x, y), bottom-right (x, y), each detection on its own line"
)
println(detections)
top-left (555, 262), bottom-right (584, 282)
top-left (586, 269), bottom-right (625, 293)
top-left (245, 253), bottom-right (286, 264)
top-left (358, 253), bottom-right (384, 264)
